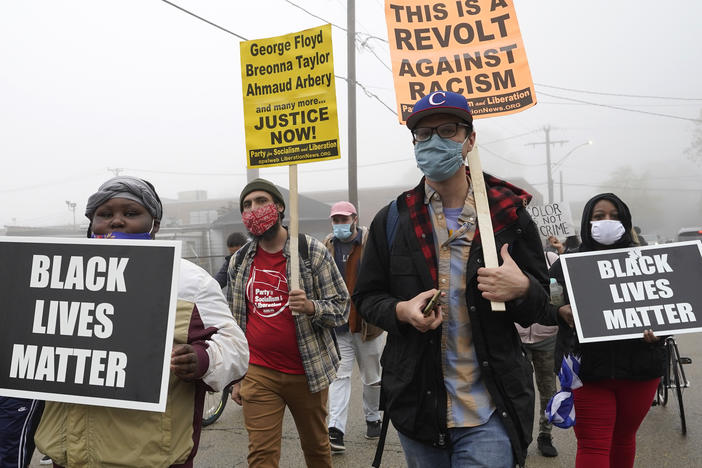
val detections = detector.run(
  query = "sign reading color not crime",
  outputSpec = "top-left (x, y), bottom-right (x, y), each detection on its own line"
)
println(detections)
top-left (527, 202), bottom-right (575, 240)
top-left (0, 237), bottom-right (180, 412)
top-left (561, 241), bottom-right (702, 343)
top-left (385, 0), bottom-right (536, 123)
top-left (241, 24), bottom-right (340, 168)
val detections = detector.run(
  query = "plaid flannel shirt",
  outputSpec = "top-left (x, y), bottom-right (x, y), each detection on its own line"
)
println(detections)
top-left (227, 233), bottom-right (350, 393)
top-left (405, 167), bottom-right (532, 283)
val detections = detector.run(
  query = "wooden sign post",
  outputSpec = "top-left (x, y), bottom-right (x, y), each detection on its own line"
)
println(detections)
top-left (288, 165), bottom-right (300, 314)
top-left (467, 146), bottom-right (506, 312)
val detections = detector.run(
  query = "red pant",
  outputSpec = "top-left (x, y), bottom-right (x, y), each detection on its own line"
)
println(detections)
top-left (573, 378), bottom-right (659, 468)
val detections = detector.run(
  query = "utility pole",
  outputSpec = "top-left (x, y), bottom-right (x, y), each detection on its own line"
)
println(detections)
top-left (527, 126), bottom-right (567, 204)
top-left (107, 167), bottom-right (123, 176)
top-left (347, 0), bottom-right (358, 209)
top-left (246, 167), bottom-right (259, 182)
top-left (559, 171), bottom-right (564, 202)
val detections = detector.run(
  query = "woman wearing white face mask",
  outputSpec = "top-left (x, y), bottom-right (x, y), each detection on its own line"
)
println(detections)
top-left (546, 193), bottom-right (664, 468)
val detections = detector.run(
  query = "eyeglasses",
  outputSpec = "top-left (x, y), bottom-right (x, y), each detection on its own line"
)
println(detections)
top-left (411, 122), bottom-right (471, 143)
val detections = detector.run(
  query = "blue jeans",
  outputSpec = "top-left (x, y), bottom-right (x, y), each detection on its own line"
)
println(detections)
top-left (397, 411), bottom-right (514, 468)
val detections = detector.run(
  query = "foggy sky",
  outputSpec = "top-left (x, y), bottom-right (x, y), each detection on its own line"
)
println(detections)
top-left (1, 0), bottom-right (701, 239)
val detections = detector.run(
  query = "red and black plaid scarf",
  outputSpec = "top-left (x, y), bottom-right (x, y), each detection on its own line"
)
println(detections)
top-left (403, 167), bottom-right (532, 284)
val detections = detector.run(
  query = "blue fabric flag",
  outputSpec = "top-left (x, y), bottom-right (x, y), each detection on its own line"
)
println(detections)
top-left (546, 354), bottom-right (582, 429)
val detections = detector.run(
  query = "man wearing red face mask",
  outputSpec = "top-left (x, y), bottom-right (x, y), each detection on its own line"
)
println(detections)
top-left (227, 178), bottom-right (350, 468)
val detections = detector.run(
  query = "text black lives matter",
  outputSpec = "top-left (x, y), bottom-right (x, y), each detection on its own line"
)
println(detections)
top-left (10, 255), bottom-right (130, 388)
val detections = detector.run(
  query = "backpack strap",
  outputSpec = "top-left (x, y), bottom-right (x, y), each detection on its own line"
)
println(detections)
top-left (297, 232), bottom-right (309, 262)
top-left (371, 411), bottom-right (391, 467)
top-left (386, 199), bottom-right (399, 249)
top-left (231, 240), bottom-right (252, 273)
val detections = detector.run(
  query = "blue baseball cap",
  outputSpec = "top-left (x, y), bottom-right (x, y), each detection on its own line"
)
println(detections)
top-left (406, 91), bottom-right (473, 130)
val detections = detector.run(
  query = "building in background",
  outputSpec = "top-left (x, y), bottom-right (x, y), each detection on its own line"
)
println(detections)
top-left (2, 181), bottom-right (543, 275)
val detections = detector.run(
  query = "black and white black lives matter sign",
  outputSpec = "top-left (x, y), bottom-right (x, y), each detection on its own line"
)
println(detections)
top-left (0, 237), bottom-right (181, 412)
top-left (561, 241), bottom-right (702, 343)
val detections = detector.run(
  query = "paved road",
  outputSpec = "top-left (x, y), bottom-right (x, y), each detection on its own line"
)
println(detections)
top-left (30, 333), bottom-right (702, 467)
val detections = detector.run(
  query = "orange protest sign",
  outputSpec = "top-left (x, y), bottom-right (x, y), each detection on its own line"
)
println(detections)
top-left (385, 0), bottom-right (536, 122)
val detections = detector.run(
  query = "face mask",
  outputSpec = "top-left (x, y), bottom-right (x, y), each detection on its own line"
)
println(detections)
top-left (333, 223), bottom-right (354, 240)
top-left (91, 220), bottom-right (155, 240)
top-left (590, 220), bottom-right (625, 245)
top-left (92, 232), bottom-right (151, 240)
top-left (242, 203), bottom-right (279, 237)
top-left (414, 134), bottom-right (464, 182)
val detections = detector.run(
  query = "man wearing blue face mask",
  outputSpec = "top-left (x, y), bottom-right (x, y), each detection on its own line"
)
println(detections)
top-left (323, 202), bottom-right (384, 453)
top-left (353, 91), bottom-right (550, 468)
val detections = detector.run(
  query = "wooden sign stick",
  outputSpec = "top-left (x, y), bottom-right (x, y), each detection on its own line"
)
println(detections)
top-left (466, 146), bottom-right (506, 312)
top-left (288, 164), bottom-right (300, 315)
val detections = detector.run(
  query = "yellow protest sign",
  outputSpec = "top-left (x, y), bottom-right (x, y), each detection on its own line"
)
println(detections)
top-left (385, 0), bottom-right (536, 122)
top-left (240, 24), bottom-right (340, 168)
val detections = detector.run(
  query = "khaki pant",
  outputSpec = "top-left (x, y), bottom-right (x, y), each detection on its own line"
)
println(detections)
top-left (240, 364), bottom-right (331, 468)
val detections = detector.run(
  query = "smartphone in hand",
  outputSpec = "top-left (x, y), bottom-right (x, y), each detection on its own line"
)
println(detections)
top-left (422, 290), bottom-right (441, 317)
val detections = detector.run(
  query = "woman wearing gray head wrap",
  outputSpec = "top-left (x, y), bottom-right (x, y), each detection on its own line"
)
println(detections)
top-left (85, 176), bottom-right (163, 220)
top-left (84, 176), bottom-right (163, 238)
top-left (35, 176), bottom-right (249, 468)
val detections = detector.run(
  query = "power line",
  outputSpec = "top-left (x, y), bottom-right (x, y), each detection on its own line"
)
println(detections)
top-left (159, 0), bottom-right (398, 116)
top-left (536, 83), bottom-right (702, 101)
top-left (160, 0), bottom-right (248, 40)
top-left (283, 0), bottom-right (394, 75)
top-left (118, 155), bottom-right (416, 178)
top-left (479, 145), bottom-right (544, 167)
top-left (112, 135), bottom-right (553, 177)
top-left (282, 1), bottom-right (396, 108)
top-left (335, 75), bottom-right (397, 115)
top-left (162, 0), bottom-right (702, 124)
top-left (284, 0), bottom-right (346, 33)
top-left (282, 2), bottom-right (702, 122)
top-left (539, 101), bottom-right (701, 108)
top-left (538, 91), bottom-right (702, 123)
top-left (533, 180), bottom-right (702, 192)
top-left (481, 130), bottom-right (540, 146)
top-left (284, 0), bottom-right (388, 43)
top-left (361, 42), bottom-right (392, 72)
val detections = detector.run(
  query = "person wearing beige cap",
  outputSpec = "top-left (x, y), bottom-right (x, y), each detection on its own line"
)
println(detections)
top-left (323, 201), bottom-right (384, 453)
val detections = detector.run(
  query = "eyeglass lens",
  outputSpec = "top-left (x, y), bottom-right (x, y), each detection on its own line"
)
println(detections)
top-left (414, 123), bottom-right (461, 142)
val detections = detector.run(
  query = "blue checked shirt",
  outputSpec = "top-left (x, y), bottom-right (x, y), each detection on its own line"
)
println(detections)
top-left (425, 181), bottom-right (496, 428)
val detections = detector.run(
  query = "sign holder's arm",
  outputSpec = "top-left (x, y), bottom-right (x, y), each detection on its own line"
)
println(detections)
top-left (467, 146), bottom-right (506, 312)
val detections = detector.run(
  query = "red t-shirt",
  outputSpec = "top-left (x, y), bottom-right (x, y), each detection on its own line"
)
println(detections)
top-left (245, 246), bottom-right (305, 374)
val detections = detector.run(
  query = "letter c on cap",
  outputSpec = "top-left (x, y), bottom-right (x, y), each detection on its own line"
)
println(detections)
top-left (428, 91), bottom-right (446, 106)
